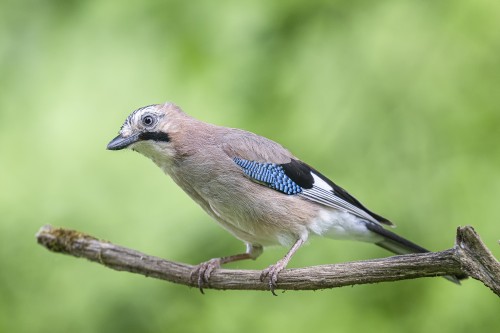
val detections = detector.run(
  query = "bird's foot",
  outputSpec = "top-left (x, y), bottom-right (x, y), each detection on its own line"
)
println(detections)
top-left (191, 258), bottom-right (221, 294)
top-left (260, 259), bottom-right (287, 296)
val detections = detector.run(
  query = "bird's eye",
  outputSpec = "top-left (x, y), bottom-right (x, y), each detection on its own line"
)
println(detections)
top-left (142, 114), bottom-right (156, 127)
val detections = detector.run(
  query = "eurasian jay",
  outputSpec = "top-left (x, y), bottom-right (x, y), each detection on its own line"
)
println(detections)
top-left (107, 102), bottom-right (463, 294)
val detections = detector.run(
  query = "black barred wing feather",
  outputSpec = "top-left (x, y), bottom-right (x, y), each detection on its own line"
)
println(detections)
top-left (233, 157), bottom-right (303, 195)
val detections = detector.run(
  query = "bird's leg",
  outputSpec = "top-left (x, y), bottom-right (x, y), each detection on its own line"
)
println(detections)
top-left (192, 243), bottom-right (263, 293)
top-left (260, 238), bottom-right (305, 296)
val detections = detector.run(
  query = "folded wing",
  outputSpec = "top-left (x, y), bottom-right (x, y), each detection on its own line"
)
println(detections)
top-left (233, 157), bottom-right (393, 226)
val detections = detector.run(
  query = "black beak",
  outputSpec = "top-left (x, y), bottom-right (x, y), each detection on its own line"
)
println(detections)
top-left (106, 133), bottom-right (140, 150)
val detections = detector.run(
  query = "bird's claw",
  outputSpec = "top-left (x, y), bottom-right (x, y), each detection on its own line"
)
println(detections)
top-left (260, 260), bottom-right (286, 296)
top-left (191, 258), bottom-right (221, 294)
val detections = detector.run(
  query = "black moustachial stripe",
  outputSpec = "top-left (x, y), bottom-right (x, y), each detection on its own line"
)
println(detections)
top-left (138, 131), bottom-right (170, 142)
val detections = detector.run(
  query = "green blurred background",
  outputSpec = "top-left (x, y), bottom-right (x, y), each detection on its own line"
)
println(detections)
top-left (1, 0), bottom-right (499, 332)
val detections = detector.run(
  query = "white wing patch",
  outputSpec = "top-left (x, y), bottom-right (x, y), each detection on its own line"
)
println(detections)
top-left (311, 173), bottom-right (333, 191)
top-left (299, 172), bottom-right (381, 225)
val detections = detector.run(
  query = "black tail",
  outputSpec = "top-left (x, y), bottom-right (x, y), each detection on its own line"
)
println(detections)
top-left (365, 223), bottom-right (467, 284)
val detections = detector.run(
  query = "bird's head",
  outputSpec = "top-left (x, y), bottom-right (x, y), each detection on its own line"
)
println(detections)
top-left (107, 103), bottom-right (185, 163)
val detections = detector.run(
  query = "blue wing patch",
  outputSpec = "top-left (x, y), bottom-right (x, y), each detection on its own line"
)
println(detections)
top-left (233, 157), bottom-right (303, 195)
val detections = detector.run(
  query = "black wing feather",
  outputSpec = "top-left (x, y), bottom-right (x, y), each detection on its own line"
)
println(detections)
top-left (280, 159), bottom-right (314, 189)
top-left (281, 159), bottom-right (393, 226)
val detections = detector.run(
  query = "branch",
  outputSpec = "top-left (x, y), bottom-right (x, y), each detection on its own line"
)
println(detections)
top-left (36, 225), bottom-right (499, 296)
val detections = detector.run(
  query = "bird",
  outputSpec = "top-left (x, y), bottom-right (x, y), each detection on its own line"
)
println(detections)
top-left (107, 102), bottom-right (464, 294)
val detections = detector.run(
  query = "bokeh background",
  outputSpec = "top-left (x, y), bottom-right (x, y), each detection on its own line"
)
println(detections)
top-left (1, 0), bottom-right (499, 332)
